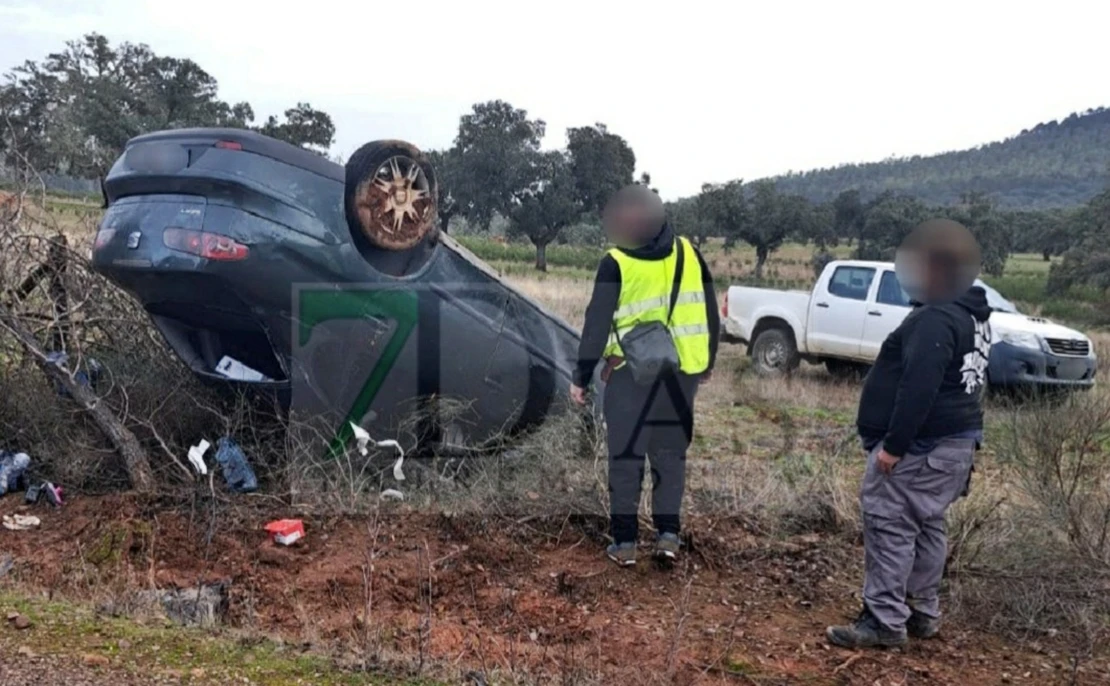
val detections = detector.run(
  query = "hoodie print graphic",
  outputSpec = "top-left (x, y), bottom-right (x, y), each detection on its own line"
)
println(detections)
top-left (960, 317), bottom-right (993, 394)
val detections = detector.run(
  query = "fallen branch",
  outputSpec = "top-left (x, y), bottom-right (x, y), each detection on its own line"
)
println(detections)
top-left (0, 302), bottom-right (155, 494)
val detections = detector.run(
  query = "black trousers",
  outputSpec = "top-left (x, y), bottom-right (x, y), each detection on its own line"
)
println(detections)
top-left (603, 368), bottom-right (699, 543)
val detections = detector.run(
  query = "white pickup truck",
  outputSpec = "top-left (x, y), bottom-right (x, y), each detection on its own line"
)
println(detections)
top-left (722, 259), bottom-right (1098, 390)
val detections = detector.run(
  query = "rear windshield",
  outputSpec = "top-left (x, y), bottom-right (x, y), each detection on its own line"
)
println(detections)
top-left (189, 148), bottom-right (345, 228)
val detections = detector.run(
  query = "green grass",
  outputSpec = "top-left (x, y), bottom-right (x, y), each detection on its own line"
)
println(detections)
top-left (454, 236), bottom-right (601, 271)
top-left (0, 592), bottom-right (438, 685)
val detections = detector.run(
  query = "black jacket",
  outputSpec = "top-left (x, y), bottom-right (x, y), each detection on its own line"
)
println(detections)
top-left (574, 223), bottom-right (720, 387)
top-left (856, 287), bottom-right (993, 457)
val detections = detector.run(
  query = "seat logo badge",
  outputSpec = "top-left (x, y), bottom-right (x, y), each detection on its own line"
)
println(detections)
top-left (127, 231), bottom-right (141, 249)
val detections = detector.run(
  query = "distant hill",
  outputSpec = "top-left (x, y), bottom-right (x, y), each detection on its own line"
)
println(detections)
top-left (764, 108), bottom-right (1110, 210)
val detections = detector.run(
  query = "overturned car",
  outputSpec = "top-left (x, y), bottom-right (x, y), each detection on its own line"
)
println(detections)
top-left (92, 128), bottom-right (590, 455)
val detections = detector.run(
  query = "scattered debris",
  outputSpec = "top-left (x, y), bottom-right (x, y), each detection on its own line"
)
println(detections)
top-left (23, 481), bottom-right (63, 507)
top-left (43, 481), bottom-right (63, 507)
top-left (215, 355), bottom-right (269, 382)
top-left (264, 519), bottom-right (305, 546)
top-left (187, 439), bottom-right (211, 475)
top-left (214, 437), bottom-right (258, 493)
top-left (380, 489), bottom-right (404, 501)
top-left (16, 645), bottom-right (35, 658)
top-left (2, 514), bottom-right (40, 531)
top-left (349, 421), bottom-right (406, 481)
top-left (8, 613), bottom-right (32, 630)
top-left (135, 584), bottom-right (228, 627)
top-left (0, 451), bottom-right (30, 496)
top-left (0, 555), bottom-right (13, 577)
top-left (44, 351), bottom-right (101, 397)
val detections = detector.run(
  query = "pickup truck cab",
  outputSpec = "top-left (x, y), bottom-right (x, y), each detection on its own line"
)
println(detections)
top-left (722, 259), bottom-right (1098, 390)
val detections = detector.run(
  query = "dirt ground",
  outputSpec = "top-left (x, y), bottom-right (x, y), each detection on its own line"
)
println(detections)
top-left (1, 495), bottom-right (1105, 685)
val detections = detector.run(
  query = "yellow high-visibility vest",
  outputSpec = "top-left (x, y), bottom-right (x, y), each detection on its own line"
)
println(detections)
top-left (602, 236), bottom-right (711, 374)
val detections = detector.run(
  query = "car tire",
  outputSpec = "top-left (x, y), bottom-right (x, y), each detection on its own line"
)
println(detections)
top-left (750, 327), bottom-right (799, 376)
top-left (344, 140), bottom-right (438, 252)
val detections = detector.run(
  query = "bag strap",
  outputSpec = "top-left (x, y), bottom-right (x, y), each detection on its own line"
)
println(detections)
top-left (665, 237), bottom-right (686, 326)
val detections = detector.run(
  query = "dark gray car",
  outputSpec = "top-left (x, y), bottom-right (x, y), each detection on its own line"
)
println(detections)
top-left (92, 128), bottom-right (594, 455)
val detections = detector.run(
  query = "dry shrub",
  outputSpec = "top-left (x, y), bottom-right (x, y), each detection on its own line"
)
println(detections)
top-left (282, 400), bottom-right (609, 523)
top-left (0, 191), bottom-right (224, 492)
top-left (947, 389), bottom-right (1110, 662)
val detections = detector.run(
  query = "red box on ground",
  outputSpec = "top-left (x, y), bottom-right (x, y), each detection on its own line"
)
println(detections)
top-left (264, 519), bottom-right (304, 546)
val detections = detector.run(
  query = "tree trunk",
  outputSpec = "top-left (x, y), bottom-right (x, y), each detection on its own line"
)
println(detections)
top-left (534, 241), bottom-right (548, 272)
top-left (1042, 250), bottom-right (1051, 262)
top-left (0, 304), bottom-right (156, 494)
top-left (754, 245), bottom-right (769, 279)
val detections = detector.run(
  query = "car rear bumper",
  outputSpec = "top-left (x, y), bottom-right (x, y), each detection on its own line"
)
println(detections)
top-left (988, 341), bottom-right (1097, 389)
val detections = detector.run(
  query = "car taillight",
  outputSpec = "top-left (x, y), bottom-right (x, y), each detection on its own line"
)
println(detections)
top-left (163, 228), bottom-right (249, 261)
top-left (214, 140), bottom-right (242, 150)
top-left (93, 227), bottom-right (116, 251)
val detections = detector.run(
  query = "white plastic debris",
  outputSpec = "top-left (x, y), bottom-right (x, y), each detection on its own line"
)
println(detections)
top-left (187, 439), bottom-right (211, 475)
top-left (348, 422), bottom-right (406, 481)
top-left (2, 514), bottom-right (40, 531)
top-left (380, 489), bottom-right (404, 501)
top-left (215, 356), bottom-right (269, 382)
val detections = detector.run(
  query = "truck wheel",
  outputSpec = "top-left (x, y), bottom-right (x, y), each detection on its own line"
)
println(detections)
top-left (345, 140), bottom-right (438, 251)
top-left (751, 328), bottom-right (799, 376)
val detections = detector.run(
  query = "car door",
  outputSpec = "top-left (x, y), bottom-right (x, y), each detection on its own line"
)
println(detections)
top-left (807, 265), bottom-right (876, 358)
top-left (860, 269), bottom-right (913, 359)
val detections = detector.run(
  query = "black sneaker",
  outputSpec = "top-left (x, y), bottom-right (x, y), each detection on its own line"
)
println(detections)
top-left (906, 610), bottom-right (941, 639)
top-left (826, 608), bottom-right (907, 649)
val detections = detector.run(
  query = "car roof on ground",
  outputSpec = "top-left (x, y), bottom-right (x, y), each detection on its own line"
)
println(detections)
top-left (126, 128), bottom-right (345, 182)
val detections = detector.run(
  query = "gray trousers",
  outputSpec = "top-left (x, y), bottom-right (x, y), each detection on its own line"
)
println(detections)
top-left (603, 368), bottom-right (699, 543)
top-left (859, 438), bottom-right (975, 630)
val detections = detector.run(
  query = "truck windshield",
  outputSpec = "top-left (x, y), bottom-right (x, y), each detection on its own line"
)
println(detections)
top-left (974, 279), bottom-right (1018, 313)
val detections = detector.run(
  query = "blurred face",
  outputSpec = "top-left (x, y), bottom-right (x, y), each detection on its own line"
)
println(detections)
top-left (894, 219), bottom-right (981, 305)
top-left (602, 186), bottom-right (664, 249)
top-left (602, 203), bottom-right (647, 247)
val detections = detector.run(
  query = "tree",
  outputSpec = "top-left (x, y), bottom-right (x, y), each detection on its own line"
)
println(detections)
top-left (730, 181), bottom-right (813, 278)
top-left (0, 33), bottom-right (335, 176)
top-left (697, 180), bottom-right (747, 252)
top-left (943, 191), bottom-right (1011, 276)
top-left (637, 171), bottom-right (659, 195)
top-left (855, 191), bottom-right (930, 260)
top-left (832, 189), bottom-right (866, 245)
top-left (427, 148), bottom-right (461, 234)
top-left (566, 123), bottom-right (635, 215)
top-left (453, 100), bottom-right (545, 231)
top-left (255, 102), bottom-right (335, 151)
top-left (1047, 186), bottom-right (1110, 294)
top-left (508, 151), bottom-right (582, 271)
top-left (667, 196), bottom-right (715, 248)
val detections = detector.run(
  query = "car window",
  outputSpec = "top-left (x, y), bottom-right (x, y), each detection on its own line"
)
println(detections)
top-left (876, 271), bottom-right (912, 307)
top-left (827, 266), bottom-right (876, 301)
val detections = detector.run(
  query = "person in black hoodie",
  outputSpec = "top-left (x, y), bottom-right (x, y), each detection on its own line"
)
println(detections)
top-left (569, 185), bottom-right (719, 566)
top-left (827, 220), bottom-right (994, 648)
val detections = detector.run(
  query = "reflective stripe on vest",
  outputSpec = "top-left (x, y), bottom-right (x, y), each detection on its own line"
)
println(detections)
top-left (602, 236), bottom-right (711, 374)
top-left (612, 291), bottom-right (706, 319)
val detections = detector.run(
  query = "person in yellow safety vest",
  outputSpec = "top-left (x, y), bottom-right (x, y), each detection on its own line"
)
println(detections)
top-left (569, 184), bottom-right (720, 567)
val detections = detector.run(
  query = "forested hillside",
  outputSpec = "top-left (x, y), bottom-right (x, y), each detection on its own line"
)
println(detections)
top-left (768, 108), bottom-right (1110, 209)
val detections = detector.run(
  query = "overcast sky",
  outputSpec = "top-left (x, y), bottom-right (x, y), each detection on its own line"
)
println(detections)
top-left (1, 0), bottom-right (1107, 199)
